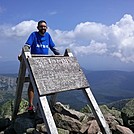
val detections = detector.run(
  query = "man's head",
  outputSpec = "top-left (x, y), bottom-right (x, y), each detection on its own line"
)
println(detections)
top-left (37, 20), bottom-right (47, 35)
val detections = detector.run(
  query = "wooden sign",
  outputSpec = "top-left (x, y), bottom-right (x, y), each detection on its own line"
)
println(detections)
top-left (28, 56), bottom-right (89, 95)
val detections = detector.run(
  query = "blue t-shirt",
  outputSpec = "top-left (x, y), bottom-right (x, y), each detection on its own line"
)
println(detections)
top-left (26, 32), bottom-right (55, 54)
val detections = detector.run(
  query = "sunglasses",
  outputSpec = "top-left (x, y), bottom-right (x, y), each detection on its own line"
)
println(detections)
top-left (39, 25), bottom-right (47, 28)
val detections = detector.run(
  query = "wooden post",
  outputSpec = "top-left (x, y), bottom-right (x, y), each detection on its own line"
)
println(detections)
top-left (83, 88), bottom-right (111, 134)
top-left (12, 56), bottom-right (26, 120)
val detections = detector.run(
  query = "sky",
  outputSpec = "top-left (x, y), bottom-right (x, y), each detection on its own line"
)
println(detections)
top-left (0, 0), bottom-right (134, 71)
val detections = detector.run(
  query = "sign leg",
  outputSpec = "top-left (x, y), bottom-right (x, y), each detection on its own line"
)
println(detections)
top-left (83, 87), bottom-right (111, 134)
top-left (12, 59), bottom-right (26, 120)
top-left (38, 96), bottom-right (58, 134)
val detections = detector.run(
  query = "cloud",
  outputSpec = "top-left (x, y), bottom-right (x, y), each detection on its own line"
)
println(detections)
top-left (73, 40), bottom-right (108, 55)
top-left (2, 20), bottom-right (37, 37)
top-left (51, 14), bottom-right (134, 63)
top-left (0, 14), bottom-right (134, 63)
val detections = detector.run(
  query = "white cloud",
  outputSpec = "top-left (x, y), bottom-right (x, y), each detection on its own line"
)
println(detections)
top-left (0, 14), bottom-right (134, 63)
top-left (51, 14), bottom-right (134, 63)
top-left (3, 20), bottom-right (37, 37)
top-left (73, 40), bottom-right (108, 55)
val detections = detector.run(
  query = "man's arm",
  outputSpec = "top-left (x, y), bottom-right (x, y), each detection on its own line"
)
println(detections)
top-left (50, 46), bottom-right (60, 55)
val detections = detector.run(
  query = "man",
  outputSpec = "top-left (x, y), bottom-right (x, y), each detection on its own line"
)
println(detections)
top-left (25, 20), bottom-right (60, 112)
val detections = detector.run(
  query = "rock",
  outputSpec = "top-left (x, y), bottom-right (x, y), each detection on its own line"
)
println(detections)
top-left (53, 113), bottom-right (82, 132)
top-left (57, 128), bottom-right (69, 134)
top-left (104, 113), bottom-right (120, 130)
top-left (53, 102), bottom-right (85, 120)
top-left (116, 125), bottom-right (133, 134)
top-left (80, 122), bottom-right (89, 133)
top-left (80, 114), bottom-right (95, 133)
top-left (26, 128), bottom-right (35, 133)
top-left (4, 125), bottom-right (16, 134)
top-left (0, 118), bottom-right (11, 131)
top-left (0, 100), bottom-right (134, 134)
top-left (13, 117), bottom-right (35, 134)
top-left (87, 120), bottom-right (100, 134)
top-left (36, 123), bottom-right (47, 133)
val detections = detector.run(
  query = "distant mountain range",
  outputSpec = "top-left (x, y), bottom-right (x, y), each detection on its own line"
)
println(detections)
top-left (57, 70), bottom-right (134, 109)
top-left (0, 60), bottom-right (134, 110)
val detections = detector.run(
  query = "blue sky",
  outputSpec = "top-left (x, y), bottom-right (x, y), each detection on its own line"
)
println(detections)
top-left (0, 0), bottom-right (134, 71)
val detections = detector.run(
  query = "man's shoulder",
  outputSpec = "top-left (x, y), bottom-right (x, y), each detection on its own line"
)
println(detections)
top-left (45, 32), bottom-right (51, 36)
top-left (31, 31), bottom-right (38, 35)
top-left (28, 31), bottom-right (37, 37)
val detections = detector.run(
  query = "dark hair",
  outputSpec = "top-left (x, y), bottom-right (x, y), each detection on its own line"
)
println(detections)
top-left (38, 20), bottom-right (47, 26)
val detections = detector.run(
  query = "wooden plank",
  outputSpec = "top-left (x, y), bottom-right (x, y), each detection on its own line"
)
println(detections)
top-left (64, 48), bottom-right (73, 57)
top-left (28, 56), bottom-right (89, 95)
top-left (16, 76), bottom-right (30, 83)
top-left (12, 59), bottom-right (26, 119)
top-left (50, 93), bottom-right (57, 107)
top-left (39, 96), bottom-right (58, 134)
top-left (49, 48), bottom-right (73, 107)
top-left (83, 87), bottom-right (111, 134)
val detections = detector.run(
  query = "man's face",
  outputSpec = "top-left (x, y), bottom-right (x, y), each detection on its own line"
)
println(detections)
top-left (38, 22), bottom-right (47, 35)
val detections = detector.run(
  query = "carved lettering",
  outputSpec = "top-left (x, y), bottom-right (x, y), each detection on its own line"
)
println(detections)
top-left (28, 57), bottom-right (89, 95)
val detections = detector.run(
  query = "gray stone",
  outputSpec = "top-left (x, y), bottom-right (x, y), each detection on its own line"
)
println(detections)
top-left (54, 102), bottom-right (85, 120)
top-left (13, 117), bottom-right (35, 134)
top-left (36, 123), bottom-right (47, 133)
top-left (87, 120), bottom-right (101, 134)
top-left (53, 113), bottom-right (82, 132)
top-left (116, 125), bottom-right (133, 134)
top-left (0, 118), bottom-right (11, 131)
top-left (57, 128), bottom-right (69, 134)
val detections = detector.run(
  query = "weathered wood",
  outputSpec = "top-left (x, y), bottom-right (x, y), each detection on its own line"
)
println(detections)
top-left (12, 46), bottom-right (32, 120)
top-left (28, 56), bottom-right (89, 95)
top-left (50, 93), bottom-right (57, 107)
top-left (83, 87), bottom-right (111, 134)
top-left (39, 96), bottom-right (58, 134)
top-left (64, 48), bottom-right (73, 57)
top-left (12, 59), bottom-right (26, 120)
top-left (49, 49), bottom-right (73, 107)
top-left (16, 76), bottom-right (30, 83)
top-left (32, 54), bottom-right (63, 57)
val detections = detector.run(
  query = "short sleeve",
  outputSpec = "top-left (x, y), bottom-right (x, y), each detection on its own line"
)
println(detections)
top-left (25, 32), bottom-right (35, 46)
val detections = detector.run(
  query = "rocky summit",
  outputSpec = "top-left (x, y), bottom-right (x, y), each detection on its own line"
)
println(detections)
top-left (0, 98), bottom-right (134, 134)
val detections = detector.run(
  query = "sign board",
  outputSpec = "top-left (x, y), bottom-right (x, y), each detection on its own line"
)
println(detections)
top-left (28, 56), bottom-right (89, 95)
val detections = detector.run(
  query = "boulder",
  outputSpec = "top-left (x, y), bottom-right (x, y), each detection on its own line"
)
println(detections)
top-left (53, 113), bottom-right (82, 132)
top-left (0, 118), bottom-right (11, 131)
top-left (87, 120), bottom-right (100, 134)
top-left (13, 117), bottom-right (35, 133)
top-left (53, 102), bottom-right (85, 120)
top-left (116, 125), bottom-right (133, 134)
